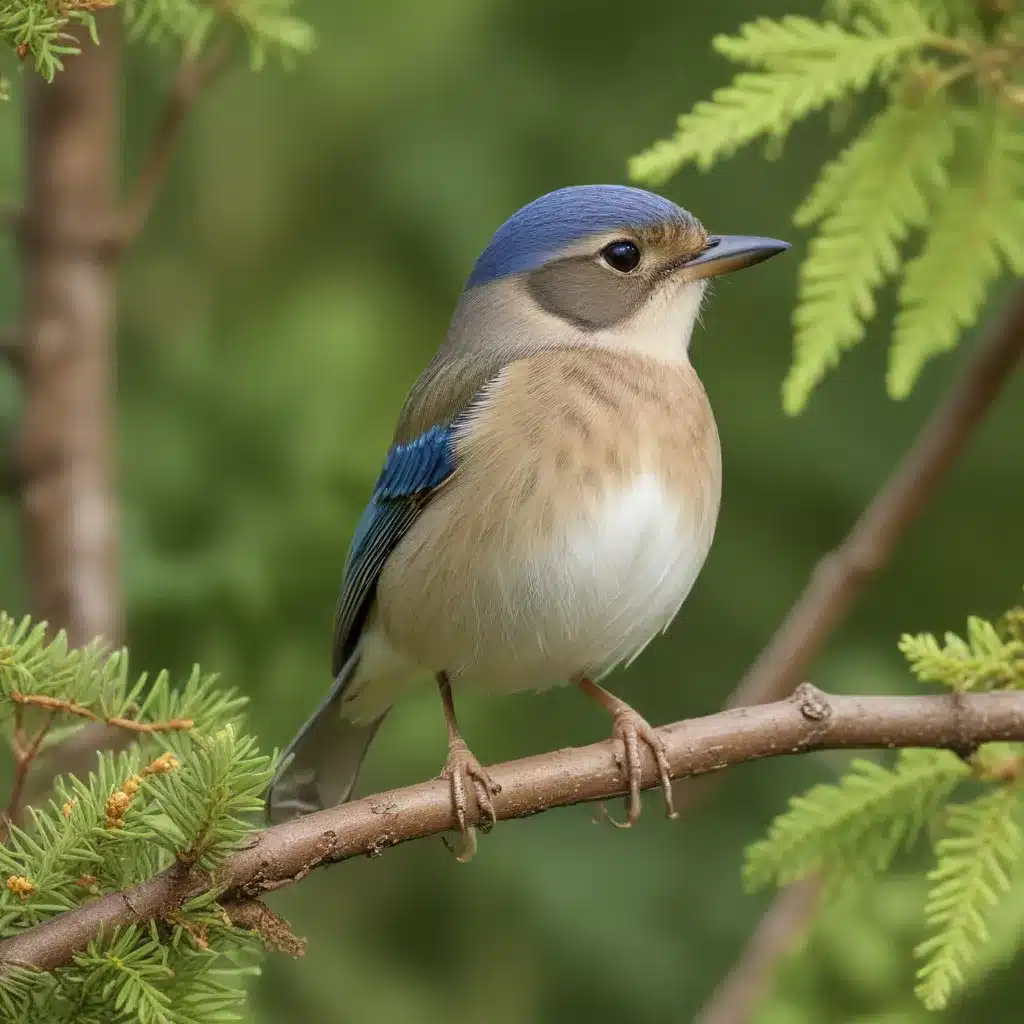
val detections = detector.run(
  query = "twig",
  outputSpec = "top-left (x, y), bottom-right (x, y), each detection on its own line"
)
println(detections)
top-left (8, 691), bottom-right (192, 733)
top-left (3, 685), bottom-right (1024, 974)
top-left (119, 39), bottom-right (232, 247)
top-left (689, 287), bottom-right (1024, 1024)
top-left (1, 692), bottom-right (189, 839)
top-left (675, 285), bottom-right (1024, 818)
top-left (1, 709), bottom-right (56, 844)
top-left (695, 877), bottom-right (823, 1024)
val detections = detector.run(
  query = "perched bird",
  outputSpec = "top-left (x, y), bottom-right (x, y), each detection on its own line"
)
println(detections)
top-left (267, 185), bottom-right (787, 853)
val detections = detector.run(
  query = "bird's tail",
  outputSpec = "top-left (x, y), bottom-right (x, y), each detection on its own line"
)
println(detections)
top-left (265, 649), bottom-right (387, 824)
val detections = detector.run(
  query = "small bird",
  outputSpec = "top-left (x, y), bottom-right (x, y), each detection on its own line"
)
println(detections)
top-left (267, 185), bottom-right (787, 853)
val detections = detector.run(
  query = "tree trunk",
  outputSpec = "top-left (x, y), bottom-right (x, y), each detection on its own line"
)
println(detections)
top-left (17, 13), bottom-right (122, 648)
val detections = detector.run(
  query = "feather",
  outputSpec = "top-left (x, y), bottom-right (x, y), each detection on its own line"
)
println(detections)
top-left (332, 425), bottom-right (456, 675)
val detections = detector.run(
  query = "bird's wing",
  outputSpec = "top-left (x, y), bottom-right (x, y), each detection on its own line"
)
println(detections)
top-left (332, 423), bottom-right (456, 675)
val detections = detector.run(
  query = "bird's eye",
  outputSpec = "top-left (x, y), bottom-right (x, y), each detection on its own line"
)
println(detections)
top-left (601, 240), bottom-right (641, 274)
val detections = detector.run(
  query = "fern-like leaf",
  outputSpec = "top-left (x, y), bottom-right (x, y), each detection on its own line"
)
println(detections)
top-left (629, 13), bottom-right (932, 182)
top-left (782, 93), bottom-right (954, 413)
top-left (900, 614), bottom-right (1024, 691)
top-left (888, 104), bottom-right (1024, 397)
top-left (744, 749), bottom-right (970, 891)
top-left (915, 786), bottom-right (1024, 1010)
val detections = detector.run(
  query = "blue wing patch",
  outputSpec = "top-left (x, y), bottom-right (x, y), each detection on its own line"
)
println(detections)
top-left (332, 425), bottom-right (456, 674)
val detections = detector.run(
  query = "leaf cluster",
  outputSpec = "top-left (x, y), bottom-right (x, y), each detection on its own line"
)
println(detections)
top-left (0, 614), bottom-right (277, 1024)
top-left (631, 0), bottom-right (1024, 412)
top-left (745, 598), bottom-right (1024, 1012)
top-left (0, 0), bottom-right (313, 94)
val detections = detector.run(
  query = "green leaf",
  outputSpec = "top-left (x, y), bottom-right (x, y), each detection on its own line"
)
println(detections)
top-left (783, 92), bottom-right (954, 413)
top-left (744, 749), bottom-right (970, 892)
top-left (900, 613), bottom-right (1024, 691)
top-left (915, 786), bottom-right (1024, 1010)
top-left (888, 104), bottom-right (1024, 398)
top-left (630, 12), bottom-right (931, 182)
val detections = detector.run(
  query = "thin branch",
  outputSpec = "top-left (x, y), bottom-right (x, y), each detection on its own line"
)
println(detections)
top-left (1, 709), bottom-right (56, 844)
top-left (695, 877), bottom-right (823, 1024)
top-left (689, 286), bottom-right (1024, 1022)
top-left (8, 690), bottom-right (193, 733)
top-left (4, 685), bottom-right (1024, 974)
top-left (674, 284), bottom-right (1024, 819)
top-left (119, 39), bottom-right (232, 247)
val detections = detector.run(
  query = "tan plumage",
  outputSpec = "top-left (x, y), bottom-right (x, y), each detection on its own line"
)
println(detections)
top-left (266, 185), bottom-right (787, 833)
top-left (365, 346), bottom-right (721, 716)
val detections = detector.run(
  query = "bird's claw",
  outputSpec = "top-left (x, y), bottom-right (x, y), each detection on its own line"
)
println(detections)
top-left (441, 739), bottom-right (500, 862)
top-left (605, 705), bottom-right (677, 828)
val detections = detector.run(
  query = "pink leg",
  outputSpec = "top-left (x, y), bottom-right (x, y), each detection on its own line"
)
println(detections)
top-left (437, 673), bottom-right (501, 861)
top-left (577, 676), bottom-right (677, 828)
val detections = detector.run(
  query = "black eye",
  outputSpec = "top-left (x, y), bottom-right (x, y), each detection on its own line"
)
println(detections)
top-left (601, 240), bottom-right (641, 274)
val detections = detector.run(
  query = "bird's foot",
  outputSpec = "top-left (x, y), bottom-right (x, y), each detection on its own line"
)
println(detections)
top-left (440, 738), bottom-right (501, 862)
top-left (603, 700), bottom-right (677, 829)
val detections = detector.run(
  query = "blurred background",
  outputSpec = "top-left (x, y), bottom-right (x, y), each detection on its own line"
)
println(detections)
top-left (1, 0), bottom-right (1022, 1020)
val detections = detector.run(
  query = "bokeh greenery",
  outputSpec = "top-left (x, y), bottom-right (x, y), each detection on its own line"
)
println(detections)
top-left (0, 0), bottom-right (1022, 1020)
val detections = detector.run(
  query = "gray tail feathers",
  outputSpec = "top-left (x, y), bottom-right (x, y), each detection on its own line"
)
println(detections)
top-left (265, 650), bottom-right (387, 825)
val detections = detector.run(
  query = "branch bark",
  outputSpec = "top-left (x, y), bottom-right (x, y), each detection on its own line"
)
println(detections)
top-left (8, 20), bottom-right (233, 831)
top-left (17, 13), bottom-right (123, 651)
top-left (674, 284), bottom-right (1024, 817)
top-left (3, 685), bottom-right (1024, 975)
top-left (119, 39), bottom-right (232, 247)
top-left (695, 877), bottom-right (823, 1024)
top-left (691, 285), bottom-right (1024, 1024)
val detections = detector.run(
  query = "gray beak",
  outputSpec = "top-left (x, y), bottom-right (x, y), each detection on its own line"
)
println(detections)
top-left (683, 234), bottom-right (790, 280)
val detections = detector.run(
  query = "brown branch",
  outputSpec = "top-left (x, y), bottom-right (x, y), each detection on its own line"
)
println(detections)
top-left (19, 11), bottom-right (122, 653)
top-left (1, 709), bottom-right (56, 844)
top-left (3, 685), bottom-right (1024, 974)
top-left (8, 690), bottom-right (193, 733)
top-left (674, 284), bottom-right (1024, 818)
top-left (695, 877), bottom-right (823, 1024)
top-left (689, 288), bottom-right (1024, 1023)
top-left (119, 39), bottom-right (232, 248)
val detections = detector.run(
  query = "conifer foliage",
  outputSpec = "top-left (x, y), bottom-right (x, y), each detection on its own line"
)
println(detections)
top-left (631, 0), bottom-right (1024, 412)
top-left (0, 615), bottom-right (277, 1023)
top-left (0, 0), bottom-right (312, 92)
top-left (746, 599), bottom-right (1024, 1011)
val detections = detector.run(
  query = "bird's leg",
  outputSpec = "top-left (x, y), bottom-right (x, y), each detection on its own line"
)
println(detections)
top-left (576, 676), bottom-right (677, 829)
top-left (437, 672), bottom-right (500, 861)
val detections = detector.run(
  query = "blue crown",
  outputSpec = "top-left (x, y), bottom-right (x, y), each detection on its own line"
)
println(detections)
top-left (467, 185), bottom-right (690, 289)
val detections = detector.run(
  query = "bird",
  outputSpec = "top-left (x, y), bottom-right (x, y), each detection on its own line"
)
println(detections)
top-left (266, 184), bottom-right (788, 856)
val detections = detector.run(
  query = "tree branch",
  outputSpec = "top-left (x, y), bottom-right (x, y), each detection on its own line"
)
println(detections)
top-left (5, 26), bottom-right (231, 839)
top-left (119, 40), bottom-right (232, 248)
top-left (3, 685), bottom-right (1024, 975)
top-left (691, 285), bottom-right (1024, 1023)
top-left (695, 877), bottom-right (823, 1024)
top-left (675, 285), bottom-right (1024, 817)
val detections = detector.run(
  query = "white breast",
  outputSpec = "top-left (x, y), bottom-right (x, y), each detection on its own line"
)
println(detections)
top-left (376, 470), bottom-right (715, 697)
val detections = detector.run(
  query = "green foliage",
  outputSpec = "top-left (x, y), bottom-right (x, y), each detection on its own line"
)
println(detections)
top-left (900, 605), bottom-right (1024, 690)
top-left (915, 787), bottom-right (1024, 1010)
top-left (746, 598), bottom-right (1024, 1012)
top-left (631, 0), bottom-right (1024, 412)
top-left (744, 749), bottom-right (970, 892)
top-left (0, 614), bottom-right (277, 1023)
top-left (0, 0), bottom-right (313, 95)
top-left (889, 103), bottom-right (1024, 396)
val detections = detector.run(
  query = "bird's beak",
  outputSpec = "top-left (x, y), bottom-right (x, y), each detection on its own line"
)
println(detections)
top-left (682, 234), bottom-right (790, 281)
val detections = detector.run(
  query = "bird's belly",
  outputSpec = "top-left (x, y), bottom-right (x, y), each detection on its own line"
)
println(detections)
top-left (377, 470), bottom-right (715, 693)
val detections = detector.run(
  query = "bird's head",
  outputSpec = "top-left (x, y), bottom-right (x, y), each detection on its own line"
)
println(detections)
top-left (456, 184), bottom-right (788, 360)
